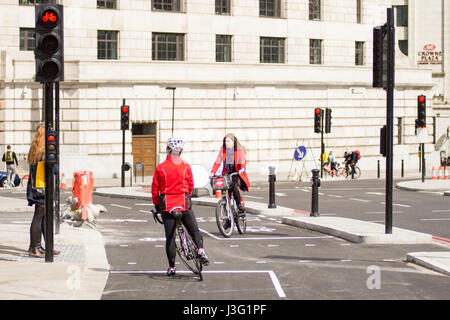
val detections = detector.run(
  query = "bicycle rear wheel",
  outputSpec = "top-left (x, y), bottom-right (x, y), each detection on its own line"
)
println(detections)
top-left (176, 229), bottom-right (203, 281)
top-left (215, 199), bottom-right (234, 238)
top-left (345, 166), bottom-right (361, 179)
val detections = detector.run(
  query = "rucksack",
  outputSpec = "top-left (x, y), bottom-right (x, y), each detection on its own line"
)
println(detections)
top-left (354, 150), bottom-right (361, 160)
top-left (5, 151), bottom-right (13, 162)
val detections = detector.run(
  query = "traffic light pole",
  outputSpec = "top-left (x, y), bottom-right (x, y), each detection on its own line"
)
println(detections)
top-left (320, 113), bottom-right (324, 178)
top-left (55, 81), bottom-right (60, 234)
top-left (121, 99), bottom-right (126, 188)
top-left (44, 81), bottom-right (54, 262)
top-left (421, 143), bottom-right (425, 183)
top-left (385, 8), bottom-right (395, 234)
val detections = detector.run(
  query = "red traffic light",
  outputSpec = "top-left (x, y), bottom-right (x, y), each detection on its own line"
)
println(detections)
top-left (40, 9), bottom-right (59, 28)
top-left (47, 135), bottom-right (56, 142)
top-left (315, 108), bottom-right (321, 114)
top-left (122, 106), bottom-right (129, 113)
top-left (418, 96), bottom-right (425, 103)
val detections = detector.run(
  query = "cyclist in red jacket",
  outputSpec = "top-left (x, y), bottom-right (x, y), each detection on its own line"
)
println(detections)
top-left (152, 138), bottom-right (209, 276)
top-left (210, 133), bottom-right (250, 214)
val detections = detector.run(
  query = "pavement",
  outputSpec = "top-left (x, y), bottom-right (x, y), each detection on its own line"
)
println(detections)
top-left (0, 174), bottom-right (449, 300)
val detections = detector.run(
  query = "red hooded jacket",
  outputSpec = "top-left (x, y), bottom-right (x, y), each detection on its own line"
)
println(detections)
top-left (211, 147), bottom-right (250, 191)
top-left (152, 155), bottom-right (194, 212)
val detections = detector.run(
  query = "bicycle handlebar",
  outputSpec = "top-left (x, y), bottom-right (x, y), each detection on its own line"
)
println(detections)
top-left (151, 209), bottom-right (164, 224)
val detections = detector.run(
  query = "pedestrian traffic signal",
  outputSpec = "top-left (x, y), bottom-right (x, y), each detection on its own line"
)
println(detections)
top-left (121, 105), bottom-right (130, 130)
top-left (373, 25), bottom-right (387, 89)
top-left (46, 129), bottom-right (57, 165)
top-left (34, 4), bottom-right (64, 82)
top-left (314, 108), bottom-right (322, 133)
top-left (417, 95), bottom-right (426, 128)
top-left (325, 108), bottom-right (332, 133)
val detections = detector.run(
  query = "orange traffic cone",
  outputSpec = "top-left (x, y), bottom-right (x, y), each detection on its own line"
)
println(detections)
top-left (438, 165), bottom-right (443, 180)
top-left (215, 190), bottom-right (222, 198)
top-left (444, 166), bottom-right (448, 180)
top-left (432, 166), bottom-right (437, 180)
top-left (60, 173), bottom-right (67, 189)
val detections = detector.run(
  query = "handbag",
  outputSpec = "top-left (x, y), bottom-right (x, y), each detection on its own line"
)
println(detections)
top-left (33, 161), bottom-right (45, 199)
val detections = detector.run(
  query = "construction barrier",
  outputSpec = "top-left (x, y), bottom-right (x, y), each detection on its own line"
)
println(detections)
top-left (72, 171), bottom-right (94, 221)
top-left (432, 166), bottom-right (437, 180)
top-left (444, 166), bottom-right (448, 180)
top-left (438, 165), bottom-right (442, 180)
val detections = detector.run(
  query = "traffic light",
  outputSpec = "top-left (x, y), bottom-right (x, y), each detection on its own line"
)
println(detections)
top-left (34, 4), bottom-right (64, 82)
top-left (121, 105), bottom-right (130, 130)
top-left (325, 108), bottom-right (332, 133)
top-left (314, 108), bottom-right (322, 133)
top-left (46, 128), bottom-right (57, 165)
top-left (373, 25), bottom-right (387, 89)
top-left (417, 95), bottom-right (426, 128)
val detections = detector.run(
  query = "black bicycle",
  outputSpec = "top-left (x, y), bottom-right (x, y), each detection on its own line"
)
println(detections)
top-left (211, 172), bottom-right (247, 238)
top-left (152, 209), bottom-right (203, 281)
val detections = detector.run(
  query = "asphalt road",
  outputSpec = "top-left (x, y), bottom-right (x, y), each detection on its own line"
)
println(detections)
top-left (244, 179), bottom-right (450, 241)
top-left (93, 192), bottom-right (450, 301)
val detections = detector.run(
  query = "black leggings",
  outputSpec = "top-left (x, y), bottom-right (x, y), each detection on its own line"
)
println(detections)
top-left (228, 174), bottom-right (242, 207)
top-left (162, 210), bottom-right (203, 268)
top-left (29, 204), bottom-right (45, 250)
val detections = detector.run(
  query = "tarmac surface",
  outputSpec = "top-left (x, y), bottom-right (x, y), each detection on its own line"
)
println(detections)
top-left (0, 175), bottom-right (449, 300)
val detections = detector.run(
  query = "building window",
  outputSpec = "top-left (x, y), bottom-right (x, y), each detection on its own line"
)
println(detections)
top-left (19, 0), bottom-right (44, 5)
top-left (98, 30), bottom-right (118, 60)
top-left (260, 37), bottom-right (285, 63)
top-left (152, 33), bottom-right (184, 61)
top-left (216, 0), bottom-right (230, 15)
top-left (356, 0), bottom-right (362, 23)
top-left (394, 5), bottom-right (408, 27)
top-left (398, 40), bottom-right (408, 56)
top-left (216, 35), bottom-right (232, 62)
top-left (260, 0), bottom-right (282, 18)
top-left (309, 0), bottom-right (321, 21)
top-left (309, 39), bottom-right (322, 64)
top-left (97, 0), bottom-right (117, 9)
top-left (152, 0), bottom-right (181, 12)
top-left (355, 41), bottom-right (364, 65)
top-left (20, 28), bottom-right (35, 51)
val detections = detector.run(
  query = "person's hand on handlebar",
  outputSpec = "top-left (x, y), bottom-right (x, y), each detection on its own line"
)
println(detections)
top-left (238, 168), bottom-right (245, 174)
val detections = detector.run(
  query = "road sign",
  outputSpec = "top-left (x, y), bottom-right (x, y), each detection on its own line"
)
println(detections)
top-left (294, 146), bottom-right (307, 161)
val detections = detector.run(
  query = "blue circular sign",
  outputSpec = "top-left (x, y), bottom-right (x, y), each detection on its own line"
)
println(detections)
top-left (294, 146), bottom-right (307, 161)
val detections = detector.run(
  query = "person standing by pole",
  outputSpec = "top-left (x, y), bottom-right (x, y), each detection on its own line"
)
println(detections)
top-left (2, 145), bottom-right (19, 187)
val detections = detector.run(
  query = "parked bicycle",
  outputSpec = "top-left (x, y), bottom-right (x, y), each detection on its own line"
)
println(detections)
top-left (152, 209), bottom-right (204, 281)
top-left (211, 172), bottom-right (247, 238)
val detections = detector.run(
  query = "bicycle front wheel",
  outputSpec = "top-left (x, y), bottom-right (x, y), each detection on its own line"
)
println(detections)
top-left (215, 199), bottom-right (234, 238)
top-left (176, 230), bottom-right (203, 281)
top-left (235, 211), bottom-right (247, 234)
top-left (345, 166), bottom-right (361, 179)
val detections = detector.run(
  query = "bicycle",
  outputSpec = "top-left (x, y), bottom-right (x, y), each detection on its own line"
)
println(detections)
top-left (332, 162), bottom-right (361, 179)
top-left (152, 208), bottom-right (204, 281)
top-left (211, 172), bottom-right (247, 238)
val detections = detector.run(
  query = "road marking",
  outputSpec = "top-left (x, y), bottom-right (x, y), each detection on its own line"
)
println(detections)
top-left (349, 198), bottom-right (370, 202)
top-left (120, 244), bottom-right (128, 247)
top-left (432, 209), bottom-right (450, 212)
top-left (135, 203), bottom-right (152, 206)
top-left (245, 195), bottom-right (264, 200)
top-left (299, 260), bottom-right (311, 263)
top-left (420, 218), bottom-right (450, 221)
top-left (110, 204), bottom-right (132, 209)
top-left (128, 262), bottom-right (136, 265)
top-left (328, 195), bottom-right (343, 198)
top-left (110, 270), bottom-right (287, 298)
top-left (365, 211), bottom-right (403, 214)
top-left (380, 202), bottom-right (411, 208)
top-left (305, 244), bottom-right (316, 247)
top-left (365, 192), bottom-right (384, 196)
top-left (199, 228), bottom-right (333, 241)
top-left (275, 193), bottom-right (287, 197)
top-left (114, 219), bottom-right (148, 223)
top-left (340, 259), bottom-right (352, 262)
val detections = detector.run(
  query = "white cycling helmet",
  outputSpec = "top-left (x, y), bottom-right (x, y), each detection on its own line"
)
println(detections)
top-left (166, 138), bottom-right (184, 151)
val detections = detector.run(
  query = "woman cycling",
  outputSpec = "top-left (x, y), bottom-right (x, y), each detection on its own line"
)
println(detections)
top-left (151, 138), bottom-right (209, 276)
top-left (210, 133), bottom-right (250, 214)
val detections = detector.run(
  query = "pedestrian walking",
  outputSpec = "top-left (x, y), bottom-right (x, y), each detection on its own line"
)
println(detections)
top-left (26, 125), bottom-right (60, 258)
top-left (2, 145), bottom-right (19, 187)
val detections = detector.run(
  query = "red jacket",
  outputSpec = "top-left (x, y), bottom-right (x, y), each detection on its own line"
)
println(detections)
top-left (211, 148), bottom-right (250, 191)
top-left (152, 155), bottom-right (194, 212)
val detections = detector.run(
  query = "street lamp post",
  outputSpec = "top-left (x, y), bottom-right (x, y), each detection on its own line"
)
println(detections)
top-left (166, 87), bottom-right (176, 136)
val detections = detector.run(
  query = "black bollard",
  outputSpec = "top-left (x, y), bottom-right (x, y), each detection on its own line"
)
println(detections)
top-left (401, 159), bottom-right (404, 178)
top-left (268, 166), bottom-right (276, 208)
top-left (310, 169), bottom-right (320, 217)
top-left (377, 160), bottom-right (380, 179)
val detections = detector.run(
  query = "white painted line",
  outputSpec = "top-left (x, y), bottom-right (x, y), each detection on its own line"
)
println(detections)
top-left (199, 228), bottom-right (333, 241)
top-left (111, 204), bottom-right (132, 209)
top-left (380, 202), bottom-right (411, 208)
top-left (245, 195), bottom-right (264, 200)
top-left (383, 259), bottom-right (395, 262)
top-left (275, 193), bottom-right (287, 197)
top-left (114, 219), bottom-right (148, 223)
top-left (305, 244), bottom-right (316, 247)
top-left (230, 245), bottom-right (239, 248)
top-left (256, 261), bottom-right (267, 264)
top-left (267, 244), bottom-right (279, 247)
top-left (365, 192), bottom-right (384, 196)
top-left (299, 260), bottom-right (311, 263)
top-left (365, 211), bottom-right (403, 214)
top-left (329, 195), bottom-right (343, 198)
top-left (135, 203), bottom-right (152, 206)
top-left (120, 244), bottom-right (128, 247)
top-left (431, 209), bottom-right (450, 212)
top-left (110, 270), bottom-right (287, 298)
top-left (349, 198), bottom-right (370, 202)
top-left (213, 262), bottom-right (225, 264)
top-left (340, 259), bottom-right (352, 262)
top-left (139, 210), bottom-right (152, 214)
top-left (128, 262), bottom-right (136, 265)
top-left (420, 218), bottom-right (450, 221)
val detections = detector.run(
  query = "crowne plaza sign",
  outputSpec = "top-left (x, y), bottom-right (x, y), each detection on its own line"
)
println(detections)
top-left (417, 44), bottom-right (442, 65)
